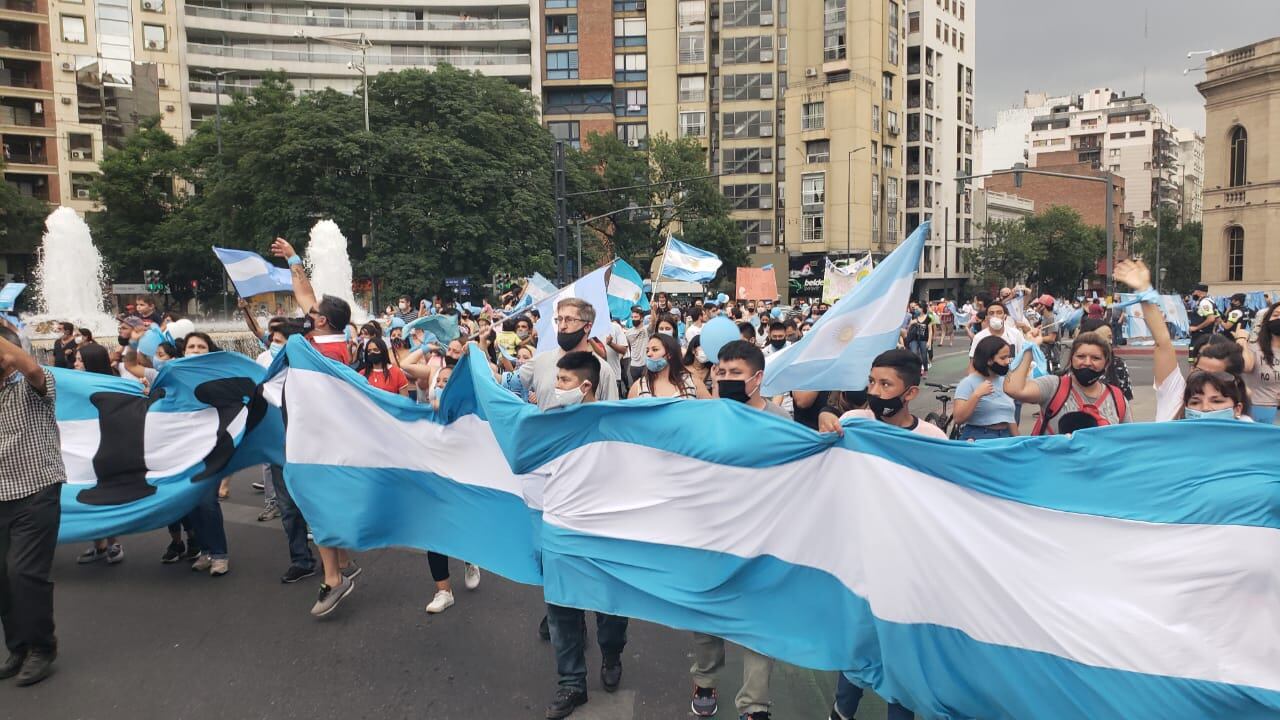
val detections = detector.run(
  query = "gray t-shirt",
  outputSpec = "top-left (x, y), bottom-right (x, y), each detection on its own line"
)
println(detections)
top-left (759, 399), bottom-right (792, 420)
top-left (1245, 344), bottom-right (1280, 407)
top-left (519, 348), bottom-right (619, 409)
top-left (1032, 374), bottom-right (1131, 430)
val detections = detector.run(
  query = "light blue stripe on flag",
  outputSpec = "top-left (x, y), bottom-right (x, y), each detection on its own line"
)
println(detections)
top-left (213, 246), bottom-right (294, 298)
top-left (0, 282), bottom-right (26, 311)
top-left (607, 258), bottom-right (649, 320)
top-left (761, 222), bottom-right (928, 394)
top-left (660, 237), bottom-right (723, 283)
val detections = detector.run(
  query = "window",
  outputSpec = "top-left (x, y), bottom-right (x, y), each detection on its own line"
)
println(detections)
top-left (544, 88), bottom-right (611, 114)
top-left (738, 218), bottom-right (773, 245)
top-left (678, 0), bottom-right (706, 27)
top-left (722, 73), bottom-right (772, 101)
top-left (722, 183), bottom-right (773, 209)
top-left (882, 73), bottom-right (893, 100)
top-left (679, 111), bottom-right (706, 137)
top-left (143, 24), bottom-right (166, 50)
top-left (679, 33), bottom-right (705, 63)
top-left (723, 147), bottom-right (773, 174)
top-left (1129, 130), bottom-right (1146, 138)
top-left (722, 35), bottom-right (773, 64)
top-left (1110, 132), bottom-right (1125, 140)
top-left (546, 51), bottom-right (579, 80)
top-left (882, 144), bottom-right (893, 168)
top-left (1108, 148), bottom-right (1121, 158)
top-left (887, 110), bottom-right (899, 132)
top-left (909, 11), bottom-right (919, 32)
top-left (614, 53), bottom-right (647, 81)
top-left (1229, 126), bottom-right (1247, 187)
top-left (871, 140), bottom-right (878, 166)
top-left (546, 0), bottom-right (576, 7)
top-left (958, 32), bottom-right (964, 51)
top-left (801, 101), bottom-right (825, 130)
top-left (615, 88), bottom-right (648, 116)
top-left (613, 0), bottom-right (644, 9)
top-left (61, 15), bottom-right (86, 43)
top-left (546, 15), bottom-right (578, 44)
top-left (805, 140), bottom-right (830, 163)
top-left (678, 76), bottom-right (706, 102)
top-left (1227, 227), bottom-right (1244, 281)
top-left (723, 110), bottom-right (772, 138)
top-left (71, 172), bottom-right (96, 198)
top-left (141, 0), bottom-right (163, 10)
top-left (68, 133), bottom-right (93, 160)
top-left (616, 123), bottom-right (648, 146)
top-left (548, 121), bottom-right (581, 150)
top-left (802, 214), bottom-right (824, 242)
top-left (935, 18), bottom-right (941, 39)
top-left (959, 1), bottom-right (965, 20)
top-left (801, 173), bottom-right (825, 207)
top-left (723, 0), bottom-right (773, 28)
top-left (614, 18), bottom-right (646, 46)
top-left (872, 104), bottom-right (881, 133)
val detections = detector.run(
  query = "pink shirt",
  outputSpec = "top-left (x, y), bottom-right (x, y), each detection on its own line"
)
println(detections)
top-left (841, 409), bottom-right (949, 439)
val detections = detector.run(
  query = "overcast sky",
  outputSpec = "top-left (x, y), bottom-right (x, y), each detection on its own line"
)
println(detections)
top-left (976, 0), bottom-right (1276, 133)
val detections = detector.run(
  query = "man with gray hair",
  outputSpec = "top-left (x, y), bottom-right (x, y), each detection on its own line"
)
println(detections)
top-left (519, 297), bottom-right (619, 409)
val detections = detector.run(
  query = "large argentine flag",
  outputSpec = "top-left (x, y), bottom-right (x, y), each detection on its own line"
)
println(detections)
top-left (213, 246), bottom-right (294, 298)
top-left (512, 272), bottom-right (558, 312)
top-left (761, 222), bottom-right (928, 395)
top-left (532, 265), bottom-right (612, 353)
top-left (475, 380), bottom-right (1280, 718)
top-left (607, 257), bottom-right (649, 320)
top-left (264, 338), bottom-right (543, 584)
top-left (659, 237), bottom-right (723, 283)
top-left (53, 352), bottom-right (278, 542)
top-left (0, 282), bottom-right (26, 311)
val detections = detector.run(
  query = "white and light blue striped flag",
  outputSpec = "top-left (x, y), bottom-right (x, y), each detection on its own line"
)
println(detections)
top-left (607, 257), bottom-right (649, 320)
top-left (0, 282), bottom-right (27, 311)
top-left (761, 222), bottom-right (928, 394)
top-left (532, 264), bottom-right (612, 353)
top-left (213, 246), bottom-right (294, 298)
top-left (659, 237), bottom-right (723, 283)
top-left (512, 272), bottom-right (558, 312)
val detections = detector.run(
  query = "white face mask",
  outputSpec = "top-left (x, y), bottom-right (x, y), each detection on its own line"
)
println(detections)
top-left (553, 385), bottom-right (585, 408)
top-left (989, 317), bottom-right (1005, 332)
top-left (695, 348), bottom-right (707, 364)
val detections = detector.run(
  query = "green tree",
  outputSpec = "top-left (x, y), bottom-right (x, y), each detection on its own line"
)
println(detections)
top-left (567, 132), bottom-right (746, 285)
top-left (0, 162), bottom-right (49, 289)
top-left (1131, 208), bottom-right (1202, 294)
top-left (965, 218), bottom-right (1045, 289)
top-left (1023, 206), bottom-right (1106, 298)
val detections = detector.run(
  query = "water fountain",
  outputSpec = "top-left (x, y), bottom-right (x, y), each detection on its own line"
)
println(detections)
top-left (305, 219), bottom-right (368, 325)
top-left (23, 207), bottom-right (118, 337)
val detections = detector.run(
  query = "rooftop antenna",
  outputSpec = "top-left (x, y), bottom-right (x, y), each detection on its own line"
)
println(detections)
top-left (1141, 7), bottom-right (1148, 96)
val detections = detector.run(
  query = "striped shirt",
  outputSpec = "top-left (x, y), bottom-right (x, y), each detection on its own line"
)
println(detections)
top-left (0, 369), bottom-right (67, 501)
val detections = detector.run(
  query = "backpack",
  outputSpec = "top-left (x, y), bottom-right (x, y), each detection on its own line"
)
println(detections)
top-left (1032, 374), bottom-right (1128, 435)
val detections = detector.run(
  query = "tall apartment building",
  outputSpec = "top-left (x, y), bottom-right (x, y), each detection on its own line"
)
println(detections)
top-left (1196, 37), bottom-right (1280, 292)
top-left (46, 0), bottom-right (184, 212)
top-left (1025, 88), bottom-right (1180, 227)
top-left (1173, 126), bottom-right (1204, 226)
top-left (180, 0), bottom-right (536, 130)
top-left (976, 91), bottom-right (1069, 177)
top-left (1, 0), bottom-right (55, 280)
top-left (903, 0), bottom-right (973, 296)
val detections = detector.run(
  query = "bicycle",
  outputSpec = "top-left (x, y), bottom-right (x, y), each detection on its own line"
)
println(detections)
top-left (922, 382), bottom-right (962, 439)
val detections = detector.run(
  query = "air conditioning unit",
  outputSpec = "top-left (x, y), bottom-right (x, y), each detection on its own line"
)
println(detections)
top-left (888, 124), bottom-right (900, 136)
top-left (635, 0), bottom-right (646, 9)
top-left (60, 97), bottom-right (72, 105)
top-left (75, 189), bottom-right (91, 199)
top-left (147, 40), bottom-right (159, 49)
top-left (70, 149), bottom-right (87, 160)
top-left (759, 86), bottom-right (773, 99)
top-left (759, 12), bottom-right (773, 25)
top-left (804, 67), bottom-right (818, 78)
top-left (33, 101), bottom-right (42, 113)
top-left (142, 0), bottom-right (157, 8)
top-left (61, 61), bottom-right (73, 72)
top-left (157, 77), bottom-right (168, 87)
top-left (627, 138), bottom-right (642, 148)
top-left (759, 196), bottom-right (774, 209)
top-left (760, 125), bottom-right (773, 137)
top-left (759, 50), bottom-right (773, 62)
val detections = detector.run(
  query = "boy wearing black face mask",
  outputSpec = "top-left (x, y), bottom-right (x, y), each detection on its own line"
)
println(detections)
top-left (762, 322), bottom-right (790, 356)
top-left (816, 349), bottom-right (946, 439)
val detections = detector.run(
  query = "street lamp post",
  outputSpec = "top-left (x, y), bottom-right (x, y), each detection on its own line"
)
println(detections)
top-left (196, 69), bottom-right (237, 318)
top-left (846, 146), bottom-right (867, 259)
top-left (957, 168), bottom-right (1118, 296)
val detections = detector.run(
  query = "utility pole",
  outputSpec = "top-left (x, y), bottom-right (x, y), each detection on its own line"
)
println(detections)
top-left (553, 141), bottom-right (570, 284)
top-left (1153, 128), bottom-right (1163, 292)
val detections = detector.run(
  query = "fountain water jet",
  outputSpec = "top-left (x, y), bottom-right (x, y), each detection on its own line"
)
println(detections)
top-left (23, 207), bottom-right (118, 337)
top-left (305, 220), bottom-right (367, 325)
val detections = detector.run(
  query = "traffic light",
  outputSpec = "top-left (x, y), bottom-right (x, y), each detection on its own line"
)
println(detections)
top-left (144, 269), bottom-right (167, 294)
top-left (190, 279), bottom-right (199, 291)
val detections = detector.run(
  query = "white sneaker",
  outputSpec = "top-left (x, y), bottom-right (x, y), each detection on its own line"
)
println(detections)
top-left (425, 589), bottom-right (455, 614)
top-left (463, 563), bottom-right (481, 591)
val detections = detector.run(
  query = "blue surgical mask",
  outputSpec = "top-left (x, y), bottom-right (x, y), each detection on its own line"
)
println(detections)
top-left (1184, 407), bottom-right (1237, 421)
top-left (269, 342), bottom-right (285, 358)
top-left (644, 356), bottom-right (669, 372)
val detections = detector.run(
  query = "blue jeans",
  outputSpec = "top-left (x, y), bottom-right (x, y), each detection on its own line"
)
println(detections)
top-left (908, 339), bottom-right (929, 370)
top-left (188, 485), bottom-right (227, 559)
top-left (959, 424), bottom-right (1013, 442)
top-left (835, 673), bottom-right (914, 720)
top-left (546, 603), bottom-right (628, 692)
top-left (1250, 405), bottom-right (1278, 425)
top-left (270, 465), bottom-right (314, 571)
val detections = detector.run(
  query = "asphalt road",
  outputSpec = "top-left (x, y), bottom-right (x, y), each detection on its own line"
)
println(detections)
top-left (1, 338), bottom-right (1160, 720)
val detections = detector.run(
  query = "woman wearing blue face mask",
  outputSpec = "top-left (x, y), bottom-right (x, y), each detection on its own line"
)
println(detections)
top-left (627, 333), bottom-right (708, 399)
top-left (1181, 371), bottom-right (1250, 421)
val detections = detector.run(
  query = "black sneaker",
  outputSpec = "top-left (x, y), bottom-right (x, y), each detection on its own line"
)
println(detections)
top-left (15, 648), bottom-right (55, 687)
top-left (160, 541), bottom-right (185, 564)
top-left (0, 651), bottom-right (26, 680)
top-left (692, 686), bottom-right (719, 717)
top-left (601, 655), bottom-right (622, 693)
top-left (179, 544), bottom-right (202, 562)
top-left (280, 565), bottom-right (316, 584)
top-left (544, 687), bottom-right (587, 719)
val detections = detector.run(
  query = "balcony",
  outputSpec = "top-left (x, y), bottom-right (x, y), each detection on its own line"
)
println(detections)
top-left (907, 62), bottom-right (919, 75)
top-left (183, 5), bottom-right (530, 36)
top-left (1224, 190), bottom-right (1245, 206)
top-left (0, 0), bottom-right (36, 11)
top-left (0, 101), bottom-right (44, 127)
top-left (3, 149), bottom-right (47, 165)
top-left (186, 43), bottom-right (532, 75)
top-left (907, 162), bottom-right (920, 176)
top-left (0, 66), bottom-right (43, 91)
top-left (907, 95), bottom-right (920, 109)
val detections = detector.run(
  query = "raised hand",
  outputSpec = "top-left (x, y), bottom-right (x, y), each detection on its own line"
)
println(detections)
top-left (270, 237), bottom-right (297, 259)
top-left (1114, 259), bottom-right (1151, 292)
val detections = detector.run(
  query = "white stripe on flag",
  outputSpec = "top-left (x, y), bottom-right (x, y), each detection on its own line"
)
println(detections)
top-left (538, 441), bottom-right (1280, 691)
top-left (665, 247), bottom-right (723, 274)
top-left (223, 256), bottom-right (272, 283)
top-left (789, 274), bottom-right (914, 364)
top-left (608, 274), bottom-right (643, 302)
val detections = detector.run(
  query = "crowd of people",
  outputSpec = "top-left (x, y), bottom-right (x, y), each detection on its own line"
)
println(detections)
top-left (2, 245), bottom-right (1278, 718)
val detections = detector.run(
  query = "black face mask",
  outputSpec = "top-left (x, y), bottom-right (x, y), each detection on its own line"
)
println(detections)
top-left (302, 315), bottom-right (315, 333)
top-left (868, 392), bottom-right (905, 419)
top-left (842, 389), bottom-right (868, 408)
top-left (365, 353), bottom-right (384, 365)
top-left (717, 379), bottom-right (751, 403)
top-left (556, 328), bottom-right (586, 352)
top-left (769, 338), bottom-right (787, 350)
top-left (989, 362), bottom-right (1010, 376)
top-left (1072, 366), bottom-right (1104, 386)
top-left (1268, 320), bottom-right (1280, 336)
